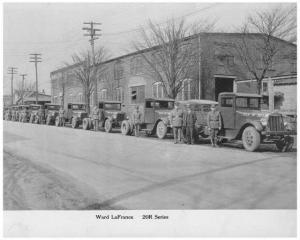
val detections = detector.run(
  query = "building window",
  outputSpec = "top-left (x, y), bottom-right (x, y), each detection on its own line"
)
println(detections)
top-left (262, 82), bottom-right (268, 93)
top-left (100, 89), bottom-right (107, 100)
top-left (114, 61), bottom-right (124, 80)
top-left (226, 55), bottom-right (234, 66)
top-left (53, 96), bottom-right (58, 104)
top-left (177, 79), bottom-right (192, 100)
top-left (130, 56), bottom-right (143, 75)
top-left (69, 94), bottom-right (73, 103)
top-left (152, 82), bottom-right (165, 98)
top-left (130, 85), bottom-right (145, 104)
top-left (78, 93), bottom-right (83, 103)
top-left (115, 87), bottom-right (123, 102)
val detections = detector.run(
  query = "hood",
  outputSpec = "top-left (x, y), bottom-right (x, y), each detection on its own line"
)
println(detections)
top-left (155, 109), bottom-right (172, 116)
top-left (236, 109), bottom-right (272, 118)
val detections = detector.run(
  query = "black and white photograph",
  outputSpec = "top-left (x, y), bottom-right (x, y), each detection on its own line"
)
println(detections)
top-left (2, 0), bottom-right (298, 237)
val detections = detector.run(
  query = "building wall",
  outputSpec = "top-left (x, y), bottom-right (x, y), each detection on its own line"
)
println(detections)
top-left (50, 33), bottom-right (297, 113)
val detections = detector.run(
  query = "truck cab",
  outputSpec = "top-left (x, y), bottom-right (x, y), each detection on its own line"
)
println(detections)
top-left (65, 103), bottom-right (88, 128)
top-left (121, 98), bottom-right (175, 138)
top-left (45, 103), bottom-right (60, 125)
top-left (29, 104), bottom-right (45, 124)
top-left (218, 92), bottom-right (295, 151)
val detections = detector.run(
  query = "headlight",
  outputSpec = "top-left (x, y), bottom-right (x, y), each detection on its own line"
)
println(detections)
top-left (112, 113), bottom-right (117, 119)
top-left (260, 117), bottom-right (268, 126)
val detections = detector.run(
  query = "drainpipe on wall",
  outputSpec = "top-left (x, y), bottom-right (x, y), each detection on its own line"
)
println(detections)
top-left (198, 34), bottom-right (202, 99)
top-left (268, 77), bottom-right (274, 112)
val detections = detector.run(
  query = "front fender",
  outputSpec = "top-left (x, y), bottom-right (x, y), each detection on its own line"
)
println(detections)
top-left (245, 120), bottom-right (264, 132)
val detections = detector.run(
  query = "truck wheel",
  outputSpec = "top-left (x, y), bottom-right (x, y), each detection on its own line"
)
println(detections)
top-left (29, 115), bottom-right (35, 123)
top-left (46, 116), bottom-right (51, 125)
top-left (276, 136), bottom-right (294, 152)
top-left (104, 119), bottom-right (112, 133)
top-left (55, 116), bottom-right (60, 127)
top-left (156, 121), bottom-right (167, 139)
top-left (82, 118), bottom-right (90, 130)
top-left (242, 126), bottom-right (260, 152)
top-left (121, 120), bottom-right (131, 135)
top-left (71, 117), bottom-right (79, 129)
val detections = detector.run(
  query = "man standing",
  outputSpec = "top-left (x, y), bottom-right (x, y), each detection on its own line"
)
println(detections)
top-left (183, 103), bottom-right (197, 145)
top-left (207, 104), bottom-right (222, 147)
top-left (133, 105), bottom-right (142, 137)
top-left (169, 102), bottom-right (183, 144)
top-left (58, 106), bottom-right (65, 126)
top-left (92, 105), bottom-right (100, 131)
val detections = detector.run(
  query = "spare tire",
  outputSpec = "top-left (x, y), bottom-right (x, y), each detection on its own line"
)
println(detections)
top-left (156, 121), bottom-right (167, 139)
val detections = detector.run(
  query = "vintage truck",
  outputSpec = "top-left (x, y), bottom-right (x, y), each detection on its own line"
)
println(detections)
top-left (45, 103), bottom-right (60, 125)
top-left (19, 105), bottom-right (30, 122)
top-left (213, 92), bottom-right (295, 152)
top-left (121, 98), bottom-right (175, 138)
top-left (29, 104), bottom-right (45, 124)
top-left (82, 101), bottom-right (126, 132)
top-left (56, 103), bottom-right (88, 128)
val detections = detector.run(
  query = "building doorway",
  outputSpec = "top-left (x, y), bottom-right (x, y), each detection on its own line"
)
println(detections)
top-left (215, 77), bottom-right (234, 101)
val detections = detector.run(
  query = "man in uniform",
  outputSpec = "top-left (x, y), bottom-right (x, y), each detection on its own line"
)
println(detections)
top-left (133, 105), bottom-right (142, 137)
top-left (207, 104), bottom-right (222, 147)
top-left (169, 102), bottom-right (183, 144)
top-left (92, 105), bottom-right (100, 131)
top-left (183, 103), bottom-right (197, 144)
top-left (58, 106), bottom-right (65, 127)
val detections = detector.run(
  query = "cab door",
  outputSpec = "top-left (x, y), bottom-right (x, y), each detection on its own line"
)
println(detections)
top-left (219, 96), bottom-right (235, 129)
top-left (144, 100), bottom-right (155, 124)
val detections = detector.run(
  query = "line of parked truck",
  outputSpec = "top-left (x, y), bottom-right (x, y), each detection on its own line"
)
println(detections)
top-left (3, 92), bottom-right (296, 152)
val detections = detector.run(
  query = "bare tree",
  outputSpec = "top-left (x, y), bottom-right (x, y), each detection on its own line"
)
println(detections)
top-left (14, 80), bottom-right (35, 104)
top-left (133, 18), bottom-right (215, 99)
top-left (234, 5), bottom-right (296, 94)
top-left (66, 47), bottom-right (108, 113)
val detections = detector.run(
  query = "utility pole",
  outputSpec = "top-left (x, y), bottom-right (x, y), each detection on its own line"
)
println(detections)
top-left (20, 74), bottom-right (27, 104)
top-left (7, 67), bottom-right (18, 105)
top-left (29, 53), bottom-right (42, 104)
top-left (82, 21), bottom-right (101, 106)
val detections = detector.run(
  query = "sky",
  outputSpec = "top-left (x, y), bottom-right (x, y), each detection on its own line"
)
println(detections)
top-left (3, 2), bottom-right (293, 95)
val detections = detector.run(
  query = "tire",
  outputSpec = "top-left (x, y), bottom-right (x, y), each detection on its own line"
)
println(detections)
top-left (55, 116), bottom-right (60, 127)
top-left (82, 118), bottom-right (90, 130)
top-left (242, 126), bottom-right (261, 152)
top-left (29, 115), bottom-right (35, 123)
top-left (121, 120), bottom-right (131, 135)
top-left (46, 116), bottom-right (52, 125)
top-left (34, 117), bottom-right (40, 124)
top-left (276, 136), bottom-right (294, 152)
top-left (156, 121), bottom-right (167, 139)
top-left (104, 119), bottom-right (112, 133)
top-left (71, 117), bottom-right (79, 129)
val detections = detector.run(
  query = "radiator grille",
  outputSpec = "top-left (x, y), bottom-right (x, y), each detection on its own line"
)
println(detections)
top-left (268, 115), bottom-right (284, 132)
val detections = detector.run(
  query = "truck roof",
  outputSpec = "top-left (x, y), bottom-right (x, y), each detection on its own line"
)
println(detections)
top-left (178, 99), bottom-right (218, 105)
top-left (45, 103), bottom-right (60, 106)
top-left (99, 100), bottom-right (122, 104)
top-left (145, 98), bottom-right (175, 102)
top-left (220, 92), bottom-right (262, 98)
top-left (29, 104), bottom-right (42, 106)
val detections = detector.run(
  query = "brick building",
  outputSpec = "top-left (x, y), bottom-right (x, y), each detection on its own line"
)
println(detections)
top-left (50, 32), bottom-right (297, 113)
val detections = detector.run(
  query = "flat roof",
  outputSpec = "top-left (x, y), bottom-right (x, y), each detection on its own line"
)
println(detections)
top-left (178, 99), bottom-right (218, 105)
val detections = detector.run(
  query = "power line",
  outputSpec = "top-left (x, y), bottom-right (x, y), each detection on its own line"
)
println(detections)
top-left (20, 74), bottom-right (27, 104)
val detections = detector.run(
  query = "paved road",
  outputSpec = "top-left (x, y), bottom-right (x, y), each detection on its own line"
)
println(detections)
top-left (3, 121), bottom-right (297, 209)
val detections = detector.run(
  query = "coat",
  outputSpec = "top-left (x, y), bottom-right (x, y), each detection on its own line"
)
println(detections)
top-left (183, 110), bottom-right (197, 127)
top-left (59, 109), bottom-right (65, 118)
top-left (207, 110), bottom-right (222, 129)
top-left (169, 108), bottom-right (183, 127)
top-left (133, 110), bottom-right (142, 124)
top-left (92, 108), bottom-right (100, 120)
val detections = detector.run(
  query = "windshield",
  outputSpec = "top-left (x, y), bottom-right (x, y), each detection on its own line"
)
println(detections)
top-left (104, 103), bottom-right (121, 110)
top-left (47, 105), bottom-right (60, 110)
top-left (156, 101), bottom-right (174, 109)
top-left (236, 97), bottom-right (261, 110)
top-left (72, 104), bottom-right (85, 110)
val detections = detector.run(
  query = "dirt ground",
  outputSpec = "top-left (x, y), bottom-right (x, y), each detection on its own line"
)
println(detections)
top-left (3, 151), bottom-right (121, 210)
